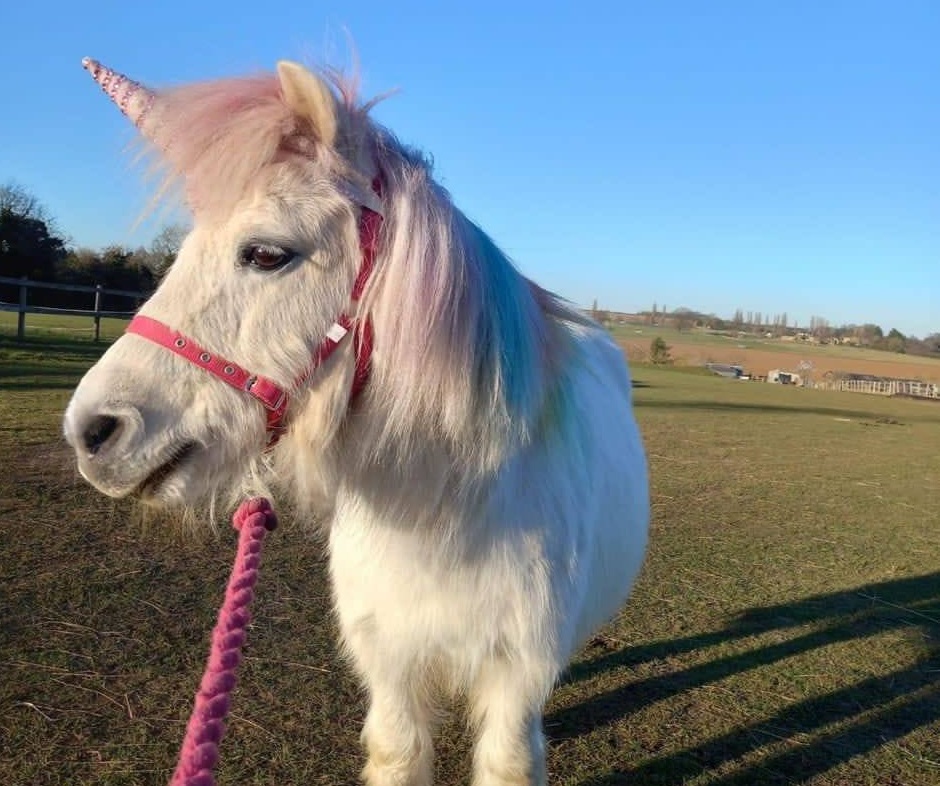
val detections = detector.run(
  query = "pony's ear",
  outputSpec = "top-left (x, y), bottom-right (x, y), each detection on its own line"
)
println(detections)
top-left (277, 61), bottom-right (338, 149)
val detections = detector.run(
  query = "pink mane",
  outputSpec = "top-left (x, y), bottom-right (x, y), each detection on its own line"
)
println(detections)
top-left (144, 74), bottom-right (306, 216)
top-left (143, 70), bottom-right (375, 218)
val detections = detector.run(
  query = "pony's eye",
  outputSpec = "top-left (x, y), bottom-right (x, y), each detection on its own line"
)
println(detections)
top-left (241, 244), bottom-right (296, 271)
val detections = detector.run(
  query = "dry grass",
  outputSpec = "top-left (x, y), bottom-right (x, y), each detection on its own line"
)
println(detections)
top-left (614, 324), bottom-right (940, 383)
top-left (1, 333), bottom-right (938, 785)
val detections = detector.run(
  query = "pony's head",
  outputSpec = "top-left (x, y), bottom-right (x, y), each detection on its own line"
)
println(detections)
top-left (64, 59), bottom-right (386, 507)
top-left (65, 57), bottom-right (554, 514)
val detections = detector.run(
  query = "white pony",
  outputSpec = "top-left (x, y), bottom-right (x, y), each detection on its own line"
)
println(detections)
top-left (64, 57), bottom-right (649, 786)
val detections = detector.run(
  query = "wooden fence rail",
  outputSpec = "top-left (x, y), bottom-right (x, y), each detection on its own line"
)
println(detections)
top-left (0, 276), bottom-right (151, 341)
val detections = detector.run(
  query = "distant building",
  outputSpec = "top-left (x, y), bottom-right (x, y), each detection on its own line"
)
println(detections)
top-left (706, 363), bottom-right (745, 379)
top-left (767, 369), bottom-right (803, 386)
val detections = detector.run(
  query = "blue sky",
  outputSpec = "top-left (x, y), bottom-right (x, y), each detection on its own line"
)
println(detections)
top-left (1, 1), bottom-right (937, 336)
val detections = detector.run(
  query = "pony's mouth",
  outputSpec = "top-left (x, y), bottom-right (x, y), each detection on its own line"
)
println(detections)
top-left (137, 441), bottom-right (198, 498)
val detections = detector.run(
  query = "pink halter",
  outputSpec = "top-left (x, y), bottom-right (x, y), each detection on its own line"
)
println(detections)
top-left (126, 182), bottom-right (382, 448)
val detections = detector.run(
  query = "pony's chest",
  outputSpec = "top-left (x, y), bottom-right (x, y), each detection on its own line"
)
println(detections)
top-left (327, 515), bottom-right (548, 650)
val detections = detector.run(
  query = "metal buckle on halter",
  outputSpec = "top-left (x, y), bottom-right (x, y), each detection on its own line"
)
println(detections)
top-left (268, 389), bottom-right (287, 412)
top-left (245, 376), bottom-right (287, 412)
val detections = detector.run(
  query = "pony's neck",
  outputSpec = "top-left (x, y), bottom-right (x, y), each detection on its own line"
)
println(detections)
top-left (274, 128), bottom-right (582, 520)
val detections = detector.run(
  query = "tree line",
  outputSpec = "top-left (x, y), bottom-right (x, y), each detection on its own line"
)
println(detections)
top-left (595, 301), bottom-right (939, 359)
top-left (5, 181), bottom-right (937, 357)
top-left (0, 182), bottom-right (184, 310)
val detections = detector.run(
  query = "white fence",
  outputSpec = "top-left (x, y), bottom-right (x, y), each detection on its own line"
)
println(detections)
top-left (815, 377), bottom-right (940, 400)
top-left (0, 276), bottom-right (150, 341)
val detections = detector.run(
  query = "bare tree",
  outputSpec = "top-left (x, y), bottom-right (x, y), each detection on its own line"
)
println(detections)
top-left (148, 223), bottom-right (189, 274)
top-left (0, 182), bottom-right (67, 278)
top-left (1, 182), bottom-right (52, 224)
top-left (674, 311), bottom-right (693, 332)
top-left (0, 181), bottom-right (69, 241)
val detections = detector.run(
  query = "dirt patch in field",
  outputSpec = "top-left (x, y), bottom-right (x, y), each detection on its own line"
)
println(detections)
top-left (620, 339), bottom-right (940, 383)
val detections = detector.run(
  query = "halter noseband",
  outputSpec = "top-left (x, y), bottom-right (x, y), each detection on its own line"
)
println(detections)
top-left (125, 179), bottom-right (383, 449)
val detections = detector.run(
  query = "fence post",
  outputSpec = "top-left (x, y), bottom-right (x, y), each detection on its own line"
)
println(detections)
top-left (93, 284), bottom-right (103, 342)
top-left (17, 276), bottom-right (28, 340)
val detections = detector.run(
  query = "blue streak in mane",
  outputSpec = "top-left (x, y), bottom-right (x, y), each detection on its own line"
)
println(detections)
top-left (465, 219), bottom-right (547, 426)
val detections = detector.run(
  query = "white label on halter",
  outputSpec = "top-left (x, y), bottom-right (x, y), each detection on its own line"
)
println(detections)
top-left (326, 323), bottom-right (349, 343)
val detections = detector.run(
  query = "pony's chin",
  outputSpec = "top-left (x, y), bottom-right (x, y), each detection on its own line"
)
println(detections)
top-left (135, 441), bottom-right (199, 504)
top-left (78, 441), bottom-right (206, 507)
top-left (135, 444), bottom-right (250, 510)
top-left (136, 468), bottom-right (200, 508)
top-left (136, 449), bottom-right (251, 512)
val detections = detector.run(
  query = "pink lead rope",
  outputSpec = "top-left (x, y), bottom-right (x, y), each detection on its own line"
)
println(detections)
top-left (169, 497), bottom-right (278, 786)
top-left (157, 182), bottom-right (382, 784)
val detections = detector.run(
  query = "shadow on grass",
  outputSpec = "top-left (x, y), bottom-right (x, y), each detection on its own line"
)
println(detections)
top-left (0, 379), bottom-right (87, 391)
top-left (553, 572), bottom-right (940, 785)
top-left (0, 365), bottom-right (91, 392)
top-left (0, 334), bottom-right (113, 360)
top-left (0, 336), bottom-right (111, 391)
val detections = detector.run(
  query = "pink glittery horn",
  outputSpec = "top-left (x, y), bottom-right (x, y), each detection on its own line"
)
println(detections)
top-left (82, 57), bottom-right (156, 129)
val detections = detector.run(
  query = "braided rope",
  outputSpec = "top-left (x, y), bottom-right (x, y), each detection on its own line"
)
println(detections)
top-left (169, 497), bottom-right (278, 786)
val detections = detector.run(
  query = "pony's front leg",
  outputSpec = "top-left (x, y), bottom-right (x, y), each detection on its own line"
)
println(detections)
top-left (359, 678), bottom-right (435, 786)
top-left (332, 538), bottom-right (436, 785)
top-left (341, 618), bottom-right (434, 786)
top-left (469, 658), bottom-right (552, 786)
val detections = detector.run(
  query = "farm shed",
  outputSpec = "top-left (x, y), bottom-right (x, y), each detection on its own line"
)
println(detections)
top-left (767, 369), bottom-right (803, 386)
top-left (706, 362), bottom-right (745, 379)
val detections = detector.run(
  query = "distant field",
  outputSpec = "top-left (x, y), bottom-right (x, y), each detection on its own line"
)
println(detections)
top-left (613, 324), bottom-right (940, 383)
top-left (1, 334), bottom-right (938, 785)
top-left (5, 313), bottom-right (938, 384)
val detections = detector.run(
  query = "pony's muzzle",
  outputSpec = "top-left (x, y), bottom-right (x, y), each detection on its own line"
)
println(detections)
top-left (81, 414), bottom-right (122, 456)
top-left (65, 404), bottom-right (141, 459)
top-left (63, 402), bottom-right (149, 496)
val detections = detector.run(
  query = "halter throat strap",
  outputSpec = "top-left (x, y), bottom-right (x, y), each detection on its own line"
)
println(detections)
top-left (125, 181), bottom-right (382, 448)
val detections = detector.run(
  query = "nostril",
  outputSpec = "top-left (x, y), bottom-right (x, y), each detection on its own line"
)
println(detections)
top-left (83, 414), bottom-right (121, 456)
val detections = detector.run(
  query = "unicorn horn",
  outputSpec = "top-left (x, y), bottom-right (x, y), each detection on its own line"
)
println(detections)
top-left (82, 57), bottom-right (156, 129)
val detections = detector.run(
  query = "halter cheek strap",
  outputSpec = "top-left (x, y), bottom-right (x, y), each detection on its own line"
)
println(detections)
top-left (125, 181), bottom-right (383, 448)
top-left (125, 315), bottom-right (295, 442)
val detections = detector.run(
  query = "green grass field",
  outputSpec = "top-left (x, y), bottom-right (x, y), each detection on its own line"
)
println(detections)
top-left (1, 319), bottom-right (938, 785)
